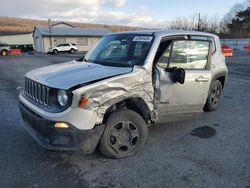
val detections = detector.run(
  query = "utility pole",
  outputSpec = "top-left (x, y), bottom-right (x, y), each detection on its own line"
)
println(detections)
top-left (197, 13), bottom-right (201, 31)
top-left (48, 18), bottom-right (52, 48)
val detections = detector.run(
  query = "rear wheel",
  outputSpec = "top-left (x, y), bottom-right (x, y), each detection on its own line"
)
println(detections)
top-left (99, 110), bottom-right (148, 158)
top-left (70, 48), bottom-right (75, 53)
top-left (204, 80), bottom-right (223, 111)
top-left (1, 50), bottom-right (8, 56)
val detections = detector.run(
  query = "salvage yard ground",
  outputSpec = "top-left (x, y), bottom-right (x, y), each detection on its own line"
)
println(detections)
top-left (0, 51), bottom-right (249, 187)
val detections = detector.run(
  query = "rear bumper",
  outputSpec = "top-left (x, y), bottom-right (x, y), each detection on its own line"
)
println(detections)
top-left (19, 102), bottom-right (104, 153)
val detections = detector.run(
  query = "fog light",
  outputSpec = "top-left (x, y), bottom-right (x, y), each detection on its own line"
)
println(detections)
top-left (54, 122), bottom-right (69, 128)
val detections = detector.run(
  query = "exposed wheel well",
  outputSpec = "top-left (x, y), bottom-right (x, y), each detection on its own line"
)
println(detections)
top-left (103, 98), bottom-right (151, 124)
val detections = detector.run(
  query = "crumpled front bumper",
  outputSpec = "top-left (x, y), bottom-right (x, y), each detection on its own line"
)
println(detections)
top-left (19, 102), bottom-right (104, 153)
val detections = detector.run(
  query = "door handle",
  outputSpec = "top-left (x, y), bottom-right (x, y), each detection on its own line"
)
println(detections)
top-left (195, 76), bottom-right (209, 82)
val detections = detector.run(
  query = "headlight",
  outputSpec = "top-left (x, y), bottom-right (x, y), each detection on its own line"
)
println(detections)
top-left (57, 90), bottom-right (68, 106)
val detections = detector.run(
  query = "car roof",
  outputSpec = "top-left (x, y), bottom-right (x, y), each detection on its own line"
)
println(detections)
top-left (108, 29), bottom-right (217, 38)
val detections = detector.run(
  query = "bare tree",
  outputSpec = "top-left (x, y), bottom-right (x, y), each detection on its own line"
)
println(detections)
top-left (219, 0), bottom-right (250, 38)
top-left (170, 14), bottom-right (197, 30)
top-left (199, 14), bottom-right (209, 31)
top-left (170, 13), bottom-right (221, 34)
top-left (220, 3), bottom-right (245, 33)
top-left (208, 15), bottom-right (220, 33)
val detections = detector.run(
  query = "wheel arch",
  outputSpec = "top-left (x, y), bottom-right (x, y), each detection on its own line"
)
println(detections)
top-left (102, 97), bottom-right (152, 125)
top-left (212, 71), bottom-right (227, 88)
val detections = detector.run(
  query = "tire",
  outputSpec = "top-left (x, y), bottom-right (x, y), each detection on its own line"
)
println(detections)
top-left (70, 48), bottom-right (75, 53)
top-left (99, 109), bottom-right (148, 158)
top-left (204, 80), bottom-right (223, 111)
top-left (53, 49), bottom-right (58, 54)
top-left (1, 50), bottom-right (8, 56)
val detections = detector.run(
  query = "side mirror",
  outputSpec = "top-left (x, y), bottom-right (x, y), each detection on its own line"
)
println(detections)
top-left (76, 56), bottom-right (85, 62)
top-left (165, 67), bottom-right (185, 84)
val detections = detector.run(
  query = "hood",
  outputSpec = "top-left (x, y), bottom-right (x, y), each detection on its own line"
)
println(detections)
top-left (26, 61), bottom-right (133, 90)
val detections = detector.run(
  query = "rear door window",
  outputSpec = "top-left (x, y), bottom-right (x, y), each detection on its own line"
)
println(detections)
top-left (168, 40), bottom-right (210, 69)
top-left (190, 36), bottom-right (215, 54)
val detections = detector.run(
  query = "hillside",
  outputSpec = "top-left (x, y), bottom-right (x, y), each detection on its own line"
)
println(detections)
top-left (0, 16), bottom-right (141, 34)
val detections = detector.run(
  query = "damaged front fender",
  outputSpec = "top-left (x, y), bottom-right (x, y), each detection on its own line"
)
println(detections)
top-left (71, 66), bottom-right (158, 127)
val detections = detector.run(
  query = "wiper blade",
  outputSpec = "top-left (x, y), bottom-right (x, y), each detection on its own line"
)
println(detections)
top-left (97, 61), bottom-right (133, 67)
top-left (83, 59), bottom-right (133, 67)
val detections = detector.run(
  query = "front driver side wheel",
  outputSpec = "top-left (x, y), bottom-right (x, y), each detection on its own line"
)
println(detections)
top-left (99, 109), bottom-right (148, 158)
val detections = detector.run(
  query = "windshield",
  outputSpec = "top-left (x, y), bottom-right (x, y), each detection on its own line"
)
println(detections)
top-left (84, 34), bottom-right (154, 67)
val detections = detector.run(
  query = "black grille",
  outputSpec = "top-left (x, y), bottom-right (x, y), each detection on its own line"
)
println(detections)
top-left (24, 77), bottom-right (50, 106)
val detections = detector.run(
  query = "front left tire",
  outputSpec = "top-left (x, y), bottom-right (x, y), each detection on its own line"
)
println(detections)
top-left (99, 109), bottom-right (148, 158)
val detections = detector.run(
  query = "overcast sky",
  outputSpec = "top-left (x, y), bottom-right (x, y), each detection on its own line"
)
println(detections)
top-left (0, 0), bottom-right (248, 27)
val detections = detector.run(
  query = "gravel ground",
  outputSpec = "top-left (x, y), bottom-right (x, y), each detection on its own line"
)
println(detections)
top-left (0, 51), bottom-right (249, 188)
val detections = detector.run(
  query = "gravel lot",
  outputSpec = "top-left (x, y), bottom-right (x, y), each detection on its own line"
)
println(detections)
top-left (0, 51), bottom-right (249, 188)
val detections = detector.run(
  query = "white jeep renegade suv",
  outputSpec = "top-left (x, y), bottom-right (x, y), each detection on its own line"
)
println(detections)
top-left (19, 30), bottom-right (228, 158)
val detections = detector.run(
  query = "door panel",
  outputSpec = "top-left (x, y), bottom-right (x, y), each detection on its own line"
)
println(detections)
top-left (157, 66), bottom-right (211, 119)
top-left (57, 45), bottom-right (64, 52)
top-left (153, 38), bottom-right (212, 123)
top-left (64, 45), bottom-right (70, 51)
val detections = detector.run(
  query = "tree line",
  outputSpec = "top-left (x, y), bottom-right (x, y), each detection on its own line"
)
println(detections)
top-left (0, 2), bottom-right (249, 39)
top-left (170, 3), bottom-right (250, 39)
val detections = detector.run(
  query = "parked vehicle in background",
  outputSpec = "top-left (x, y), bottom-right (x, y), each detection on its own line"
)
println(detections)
top-left (0, 43), bottom-right (10, 56)
top-left (48, 43), bottom-right (78, 54)
top-left (19, 30), bottom-right (228, 158)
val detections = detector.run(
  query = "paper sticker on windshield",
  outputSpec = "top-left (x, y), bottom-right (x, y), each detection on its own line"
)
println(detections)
top-left (133, 36), bottom-right (153, 42)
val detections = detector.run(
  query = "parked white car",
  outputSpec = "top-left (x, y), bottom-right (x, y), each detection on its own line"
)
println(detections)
top-left (48, 43), bottom-right (78, 54)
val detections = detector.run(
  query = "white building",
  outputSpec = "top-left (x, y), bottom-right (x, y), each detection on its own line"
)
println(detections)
top-left (33, 22), bottom-right (112, 53)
